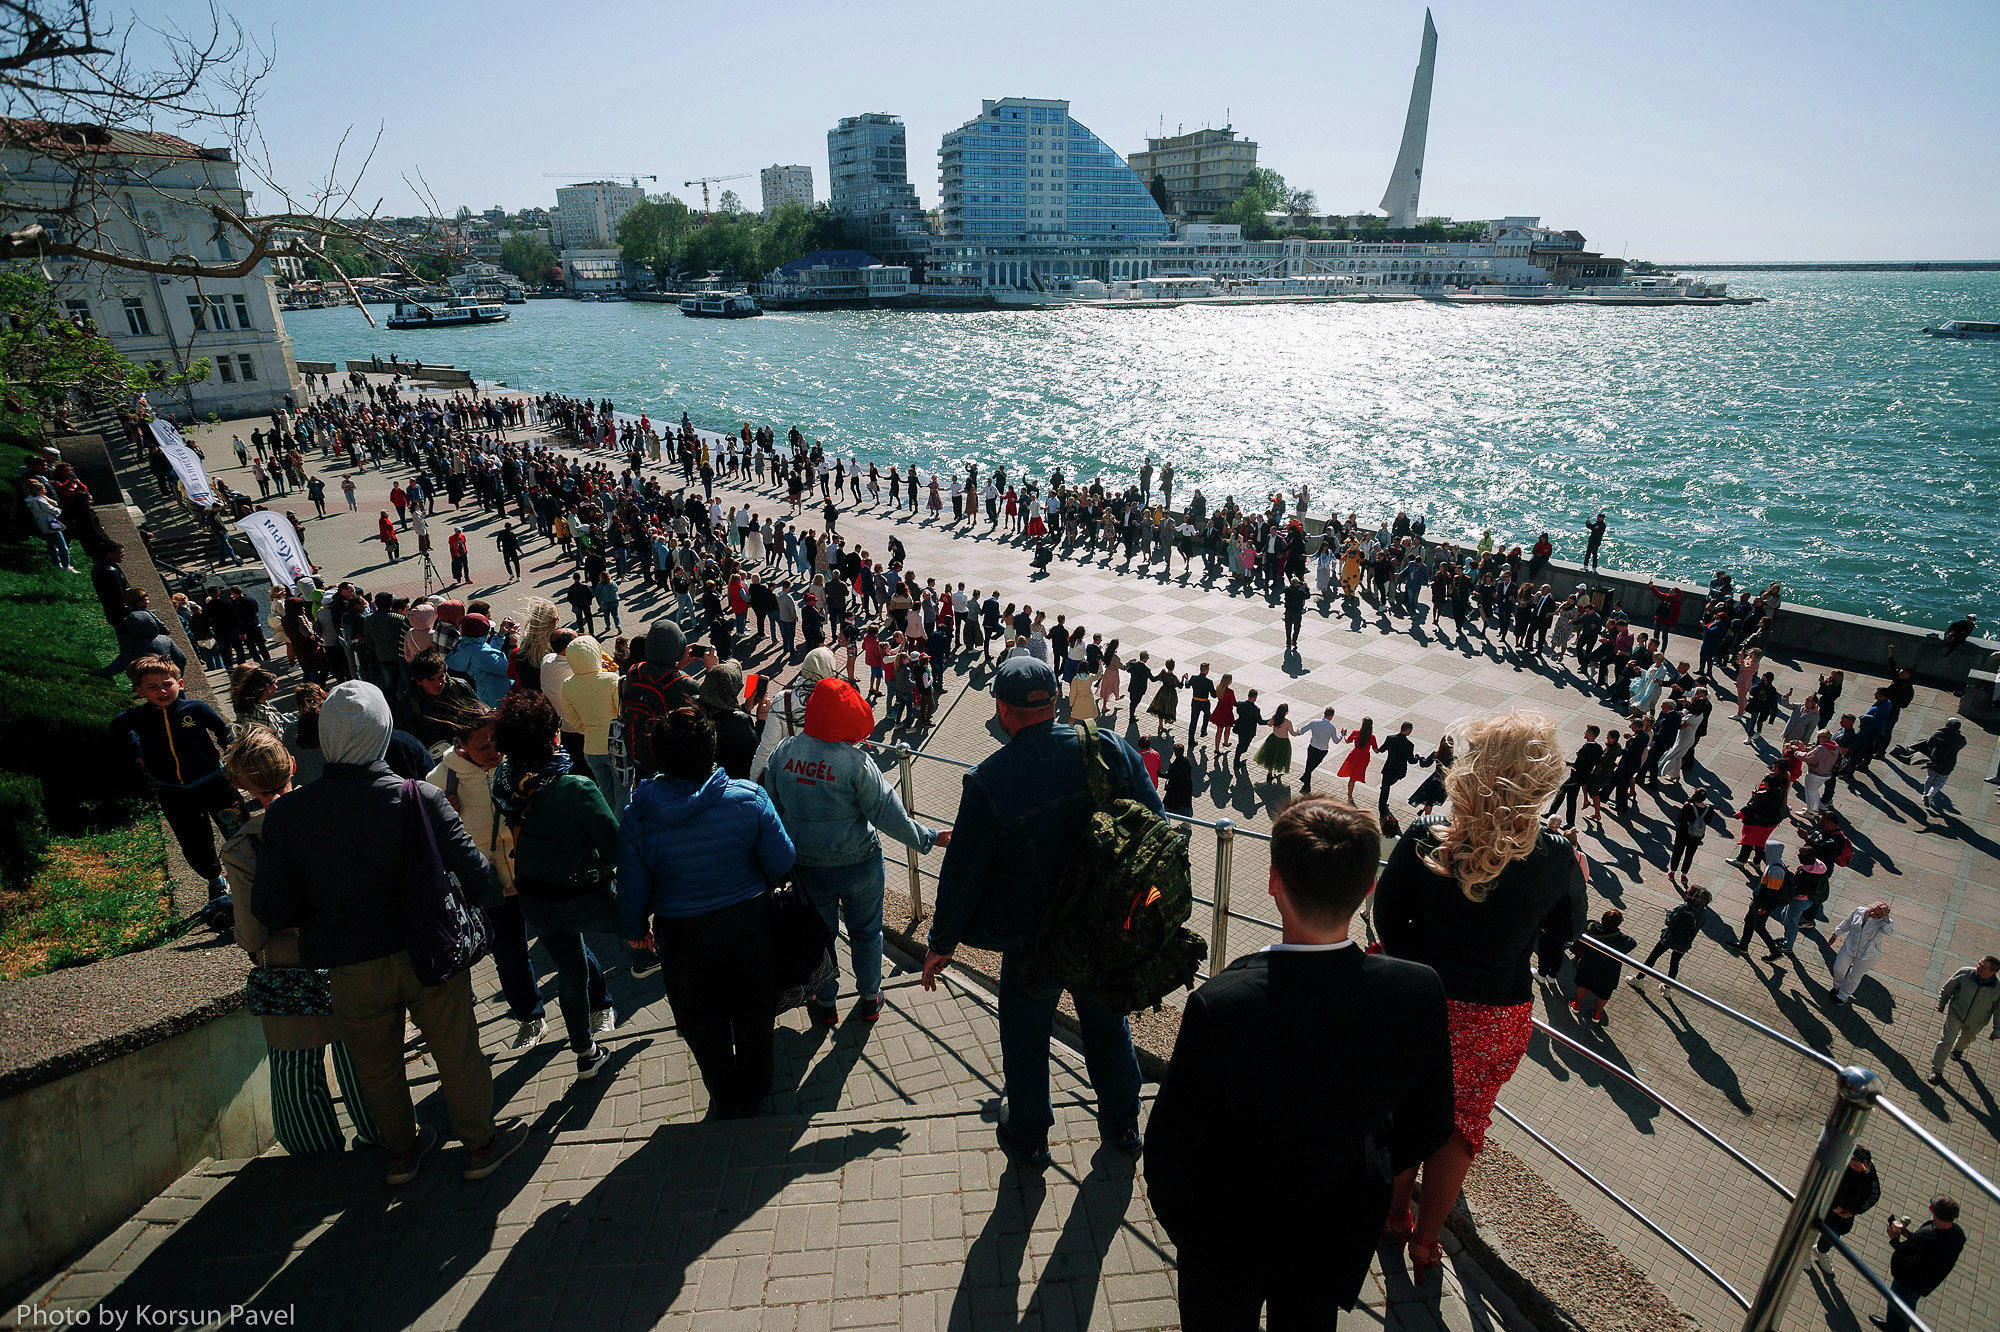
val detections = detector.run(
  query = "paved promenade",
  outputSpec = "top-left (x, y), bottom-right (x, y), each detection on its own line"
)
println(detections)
top-left (18, 950), bottom-right (1525, 1332)
top-left (45, 383), bottom-right (1999, 1329)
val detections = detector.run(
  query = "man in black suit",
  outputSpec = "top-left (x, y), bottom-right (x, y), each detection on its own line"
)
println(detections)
top-left (1549, 724), bottom-right (1603, 826)
top-left (1146, 799), bottom-right (1454, 1329)
top-left (1376, 721), bottom-right (1420, 816)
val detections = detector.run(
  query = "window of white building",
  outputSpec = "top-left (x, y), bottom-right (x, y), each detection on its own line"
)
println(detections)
top-left (122, 298), bottom-right (151, 337)
top-left (237, 354), bottom-right (257, 381)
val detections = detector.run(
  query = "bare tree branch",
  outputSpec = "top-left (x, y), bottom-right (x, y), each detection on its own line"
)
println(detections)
top-left (0, 0), bottom-right (441, 287)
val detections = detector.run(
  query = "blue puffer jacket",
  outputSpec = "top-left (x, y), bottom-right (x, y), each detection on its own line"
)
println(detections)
top-left (446, 633), bottom-right (511, 706)
top-left (618, 766), bottom-right (796, 936)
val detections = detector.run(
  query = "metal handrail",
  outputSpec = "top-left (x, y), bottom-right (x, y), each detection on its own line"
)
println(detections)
top-left (877, 735), bottom-right (1991, 1332)
top-left (1818, 1224), bottom-right (1935, 1332)
top-left (1530, 1016), bottom-right (1795, 1202)
top-left (1573, 932), bottom-right (1840, 1072)
top-left (1873, 1094), bottom-right (2000, 1210)
top-left (1492, 1100), bottom-right (1752, 1311)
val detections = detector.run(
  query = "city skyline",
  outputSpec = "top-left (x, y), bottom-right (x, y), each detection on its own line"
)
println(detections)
top-left (139, 0), bottom-right (2000, 260)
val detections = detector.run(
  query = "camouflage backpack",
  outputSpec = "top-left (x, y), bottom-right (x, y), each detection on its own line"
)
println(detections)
top-left (1032, 721), bottom-right (1207, 1013)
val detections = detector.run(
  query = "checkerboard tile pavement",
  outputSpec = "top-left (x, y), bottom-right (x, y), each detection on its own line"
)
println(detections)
top-left (117, 390), bottom-right (2000, 1330)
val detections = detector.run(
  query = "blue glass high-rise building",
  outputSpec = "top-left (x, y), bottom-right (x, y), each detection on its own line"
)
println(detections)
top-left (935, 97), bottom-right (1171, 290)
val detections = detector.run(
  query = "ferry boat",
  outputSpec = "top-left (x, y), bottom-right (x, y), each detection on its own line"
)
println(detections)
top-left (386, 294), bottom-right (509, 329)
top-left (1924, 320), bottom-right (2000, 339)
top-left (679, 292), bottom-right (762, 319)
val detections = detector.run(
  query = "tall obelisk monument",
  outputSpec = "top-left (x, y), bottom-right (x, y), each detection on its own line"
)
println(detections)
top-left (1380, 9), bottom-right (1437, 228)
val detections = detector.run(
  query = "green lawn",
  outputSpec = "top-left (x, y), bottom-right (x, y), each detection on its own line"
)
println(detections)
top-left (0, 423), bottom-right (173, 979)
top-left (0, 818), bottom-right (175, 981)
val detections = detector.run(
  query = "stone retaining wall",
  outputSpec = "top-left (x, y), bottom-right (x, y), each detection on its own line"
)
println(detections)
top-left (0, 495), bottom-right (266, 1298)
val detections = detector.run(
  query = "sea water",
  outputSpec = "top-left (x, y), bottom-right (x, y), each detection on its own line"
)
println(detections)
top-left (283, 272), bottom-right (1999, 627)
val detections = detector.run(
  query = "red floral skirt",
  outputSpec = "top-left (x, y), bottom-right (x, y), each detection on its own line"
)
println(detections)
top-left (1445, 998), bottom-right (1534, 1154)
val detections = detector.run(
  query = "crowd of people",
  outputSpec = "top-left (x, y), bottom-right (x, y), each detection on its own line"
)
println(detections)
top-left (74, 381), bottom-right (1986, 1330)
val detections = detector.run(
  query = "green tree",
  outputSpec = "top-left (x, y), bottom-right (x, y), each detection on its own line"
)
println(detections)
top-left (617, 196), bottom-right (694, 280)
top-left (0, 274), bottom-right (206, 417)
top-left (683, 216), bottom-right (760, 281)
top-left (759, 201), bottom-right (817, 272)
top-left (499, 234), bottom-right (559, 286)
top-left (717, 189), bottom-right (743, 216)
top-left (1221, 167), bottom-right (1289, 240)
top-left (300, 237), bottom-right (375, 282)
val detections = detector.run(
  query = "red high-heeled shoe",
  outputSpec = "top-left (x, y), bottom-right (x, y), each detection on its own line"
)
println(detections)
top-left (1408, 1238), bottom-right (1445, 1279)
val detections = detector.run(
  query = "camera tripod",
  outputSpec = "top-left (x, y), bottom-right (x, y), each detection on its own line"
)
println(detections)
top-left (419, 547), bottom-right (444, 597)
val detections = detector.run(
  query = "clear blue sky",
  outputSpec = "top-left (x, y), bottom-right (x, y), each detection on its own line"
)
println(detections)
top-left (147, 0), bottom-right (1999, 260)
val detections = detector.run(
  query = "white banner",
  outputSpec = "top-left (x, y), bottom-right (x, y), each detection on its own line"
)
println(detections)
top-left (147, 419), bottom-right (216, 507)
top-left (236, 510), bottom-right (312, 589)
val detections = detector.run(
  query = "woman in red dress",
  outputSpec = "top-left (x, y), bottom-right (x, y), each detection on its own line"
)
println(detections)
top-left (1373, 713), bottom-right (1584, 1278)
top-left (1208, 673), bottom-right (1237, 752)
top-left (1337, 716), bottom-right (1378, 801)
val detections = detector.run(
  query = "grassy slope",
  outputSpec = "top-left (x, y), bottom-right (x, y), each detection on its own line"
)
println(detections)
top-left (0, 429), bottom-right (174, 977)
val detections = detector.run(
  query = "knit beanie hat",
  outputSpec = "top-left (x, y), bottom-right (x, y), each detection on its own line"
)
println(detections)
top-left (804, 677), bottom-right (875, 744)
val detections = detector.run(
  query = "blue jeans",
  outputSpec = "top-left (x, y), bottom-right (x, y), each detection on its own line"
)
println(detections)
top-left (485, 897), bottom-right (545, 1023)
top-left (997, 950), bottom-right (1143, 1142)
top-left (795, 853), bottom-right (885, 1006)
top-left (584, 752), bottom-right (627, 818)
top-left (516, 892), bottom-right (614, 1053)
top-left (1779, 897), bottom-right (1810, 951)
top-left (1882, 1279), bottom-right (1919, 1332)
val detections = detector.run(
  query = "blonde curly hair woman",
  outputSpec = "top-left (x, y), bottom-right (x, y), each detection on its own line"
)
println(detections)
top-left (1372, 712), bottom-right (1588, 1278)
top-left (513, 598), bottom-right (558, 693)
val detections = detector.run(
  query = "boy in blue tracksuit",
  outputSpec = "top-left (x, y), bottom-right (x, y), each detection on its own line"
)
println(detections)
top-left (111, 655), bottom-right (236, 908)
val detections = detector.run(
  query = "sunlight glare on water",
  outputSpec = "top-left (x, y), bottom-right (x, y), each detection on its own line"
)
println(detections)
top-left (286, 272), bottom-right (1999, 626)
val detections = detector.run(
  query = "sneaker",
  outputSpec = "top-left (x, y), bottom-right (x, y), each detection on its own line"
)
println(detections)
top-left (628, 952), bottom-right (661, 979)
top-left (577, 1044), bottom-right (611, 1080)
top-left (462, 1121), bottom-right (527, 1181)
top-left (1927, 1074), bottom-right (1944, 1086)
top-left (1105, 1123), bottom-right (1143, 1154)
top-left (1657, 981), bottom-right (1670, 995)
top-left (806, 998), bottom-right (838, 1028)
top-left (855, 995), bottom-right (884, 1022)
top-left (592, 1006), bottom-right (616, 1035)
top-left (1813, 1248), bottom-right (1831, 1273)
top-left (385, 1125), bottom-right (437, 1186)
top-left (511, 1017), bottom-right (545, 1051)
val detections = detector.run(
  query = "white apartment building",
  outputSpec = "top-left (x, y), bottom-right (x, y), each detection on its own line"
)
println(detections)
top-left (554, 180), bottom-right (643, 249)
top-left (759, 164), bottom-right (814, 214)
top-left (0, 120), bottom-right (298, 417)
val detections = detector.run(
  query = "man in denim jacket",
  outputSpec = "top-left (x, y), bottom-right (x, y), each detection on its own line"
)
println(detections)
top-left (922, 657), bottom-right (1162, 1163)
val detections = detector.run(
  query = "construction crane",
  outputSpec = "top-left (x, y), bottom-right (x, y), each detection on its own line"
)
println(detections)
top-left (542, 173), bottom-right (658, 190)
top-left (684, 173), bottom-right (751, 220)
